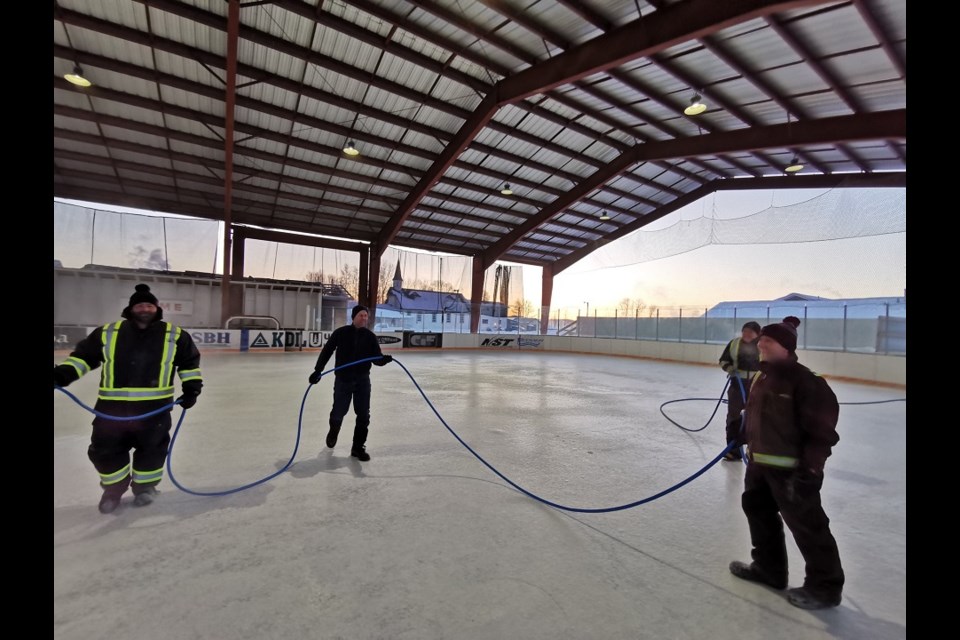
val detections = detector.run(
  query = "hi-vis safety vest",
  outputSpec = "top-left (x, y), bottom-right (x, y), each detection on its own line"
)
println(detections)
top-left (727, 338), bottom-right (761, 379)
top-left (97, 320), bottom-right (200, 401)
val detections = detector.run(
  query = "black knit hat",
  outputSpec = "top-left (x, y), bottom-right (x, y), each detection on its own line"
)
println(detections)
top-left (351, 304), bottom-right (369, 319)
top-left (759, 316), bottom-right (801, 353)
top-left (122, 284), bottom-right (163, 320)
top-left (742, 321), bottom-right (762, 334)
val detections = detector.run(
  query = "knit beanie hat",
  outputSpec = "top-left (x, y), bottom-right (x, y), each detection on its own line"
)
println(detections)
top-left (759, 316), bottom-right (801, 353)
top-left (351, 304), bottom-right (369, 319)
top-left (122, 284), bottom-right (163, 320)
top-left (742, 321), bottom-right (762, 334)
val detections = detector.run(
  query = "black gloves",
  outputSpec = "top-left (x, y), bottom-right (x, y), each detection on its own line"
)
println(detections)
top-left (309, 370), bottom-right (323, 384)
top-left (177, 381), bottom-right (202, 410)
top-left (177, 391), bottom-right (199, 410)
top-left (54, 368), bottom-right (71, 388)
top-left (379, 354), bottom-right (394, 365)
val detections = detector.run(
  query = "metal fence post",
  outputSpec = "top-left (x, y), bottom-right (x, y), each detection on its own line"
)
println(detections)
top-left (883, 302), bottom-right (890, 354)
top-left (615, 308), bottom-right (618, 339)
top-left (656, 308), bottom-right (660, 341)
top-left (704, 307), bottom-right (708, 343)
top-left (635, 308), bottom-right (639, 340)
top-left (679, 307), bottom-right (683, 342)
top-left (803, 305), bottom-right (808, 350)
top-left (733, 305), bottom-right (738, 339)
top-left (842, 303), bottom-right (848, 351)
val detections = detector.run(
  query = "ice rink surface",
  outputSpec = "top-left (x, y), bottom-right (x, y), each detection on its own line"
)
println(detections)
top-left (54, 350), bottom-right (906, 640)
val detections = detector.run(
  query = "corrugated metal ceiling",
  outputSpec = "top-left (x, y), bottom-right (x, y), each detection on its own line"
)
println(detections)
top-left (54, 0), bottom-right (905, 269)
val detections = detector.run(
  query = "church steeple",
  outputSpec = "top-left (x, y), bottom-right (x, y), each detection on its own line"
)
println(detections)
top-left (393, 260), bottom-right (402, 290)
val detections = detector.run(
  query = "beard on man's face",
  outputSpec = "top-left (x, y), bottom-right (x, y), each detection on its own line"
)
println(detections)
top-left (134, 311), bottom-right (157, 324)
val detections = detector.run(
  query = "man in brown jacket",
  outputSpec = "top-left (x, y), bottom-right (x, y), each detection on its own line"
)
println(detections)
top-left (728, 316), bottom-right (844, 609)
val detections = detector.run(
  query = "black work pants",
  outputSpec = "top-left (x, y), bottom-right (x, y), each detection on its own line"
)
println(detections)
top-left (88, 408), bottom-right (173, 497)
top-left (741, 463), bottom-right (844, 602)
top-left (329, 375), bottom-right (372, 448)
top-left (725, 376), bottom-right (753, 446)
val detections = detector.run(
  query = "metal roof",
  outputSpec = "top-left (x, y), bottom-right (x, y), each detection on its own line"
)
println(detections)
top-left (55, 0), bottom-right (905, 274)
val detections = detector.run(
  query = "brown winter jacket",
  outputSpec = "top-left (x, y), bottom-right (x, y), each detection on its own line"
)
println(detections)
top-left (743, 355), bottom-right (840, 473)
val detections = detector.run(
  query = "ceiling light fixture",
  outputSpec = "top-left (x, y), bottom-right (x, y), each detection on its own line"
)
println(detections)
top-left (500, 183), bottom-right (513, 195)
top-left (683, 92), bottom-right (707, 116)
top-left (343, 140), bottom-right (360, 156)
top-left (64, 65), bottom-right (92, 87)
top-left (785, 156), bottom-right (804, 173)
top-left (598, 211), bottom-right (611, 221)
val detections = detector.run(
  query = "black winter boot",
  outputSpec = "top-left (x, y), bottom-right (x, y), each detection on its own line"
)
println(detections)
top-left (326, 423), bottom-right (341, 448)
top-left (351, 446), bottom-right (370, 462)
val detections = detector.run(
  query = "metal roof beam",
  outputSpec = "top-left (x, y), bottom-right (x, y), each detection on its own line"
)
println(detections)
top-left (480, 110), bottom-right (904, 266)
top-left (55, 34), bottom-right (649, 213)
top-left (765, 15), bottom-right (873, 171)
top-left (377, 0), bottom-right (817, 252)
top-left (54, 180), bottom-right (378, 241)
top-left (853, 0), bottom-right (906, 78)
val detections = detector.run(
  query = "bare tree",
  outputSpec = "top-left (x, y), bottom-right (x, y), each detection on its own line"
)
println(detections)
top-left (511, 298), bottom-right (533, 318)
top-left (336, 264), bottom-right (360, 299)
top-left (305, 270), bottom-right (325, 283)
top-left (378, 264), bottom-right (392, 303)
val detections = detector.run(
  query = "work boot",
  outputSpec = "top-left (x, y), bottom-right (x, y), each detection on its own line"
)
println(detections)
top-left (786, 587), bottom-right (840, 609)
top-left (133, 486), bottom-right (158, 507)
top-left (326, 424), bottom-right (341, 448)
top-left (98, 493), bottom-right (121, 514)
top-left (351, 446), bottom-right (371, 462)
top-left (729, 561), bottom-right (787, 590)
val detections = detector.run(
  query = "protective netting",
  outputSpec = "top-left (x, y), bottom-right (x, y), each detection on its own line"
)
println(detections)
top-left (480, 261), bottom-right (527, 317)
top-left (565, 188), bottom-right (906, 273)
top-left (54, 200), bottom-right (220, 272)
top-left (243, 240), bottom-right (360, 290)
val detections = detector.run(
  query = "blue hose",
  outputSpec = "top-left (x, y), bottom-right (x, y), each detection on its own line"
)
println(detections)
top-left (55, 357), bottom-right (383, 497)
top-left (55, 357), bottom-right (907, 511)
top-left (389, 357), bottom-right (737, 513)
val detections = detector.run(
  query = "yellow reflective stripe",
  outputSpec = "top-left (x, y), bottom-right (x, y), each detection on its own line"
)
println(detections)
top-left (158, 323), bottom-right (179, 387)
top-left (178, 369), bottom-right (202, 381)
top-left (99, 464), bottom-right (131, 485)
top-left (731, 337), bottom-right (740, 366)
top-left (101, 321), bottom-right (121, 389)
top-left (98, 387), bottom-right (175, 400)
top-left (751, 453), bottom-right (799, 468)
top-left (65, 356), bottom-right (90, 376)
top-left (132, 467), bottom-right (163, 483)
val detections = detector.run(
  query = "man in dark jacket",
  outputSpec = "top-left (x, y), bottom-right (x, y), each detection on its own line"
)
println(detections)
top-left (54, 284), bottom-right (203, 514)
top-left (718, 321), bottom-right (762, 460)
top-left (729, 316), bottom-right (843, 609)
top-left (309, 305), bottom-right (392, 461)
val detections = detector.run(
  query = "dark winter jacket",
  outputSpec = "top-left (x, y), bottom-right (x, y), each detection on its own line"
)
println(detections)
top-left (54, 318), bottom-right (203, 415)
top-left (744, 355), bottom-right (839, 473)
top-left (719, 337), bottom-right (761, 377)
top-left (314, 324), bottom-right (387, 378)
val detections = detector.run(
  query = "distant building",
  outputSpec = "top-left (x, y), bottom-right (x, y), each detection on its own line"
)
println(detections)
top-left (707, 292), bottom-right (906, 320)
top-left (375, 261), bottom-right (531, 333)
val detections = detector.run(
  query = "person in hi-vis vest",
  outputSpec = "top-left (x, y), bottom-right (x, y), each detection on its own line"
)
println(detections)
top-left (54, 284), bottom-right (203, 514)
top-left (718, 321), bottom-right (762, 460)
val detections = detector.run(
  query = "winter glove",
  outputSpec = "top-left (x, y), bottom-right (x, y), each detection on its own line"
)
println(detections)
top-left (177, 391), bottom-right (200, 410)
top-left (378, 354), bottom-right (394, 365)
top-left (54, 368), bottom-right (71, 388)
top-left (785, 468), bottom-right (822, 502)
top-left (308, 370), bottom-right (323, 384)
